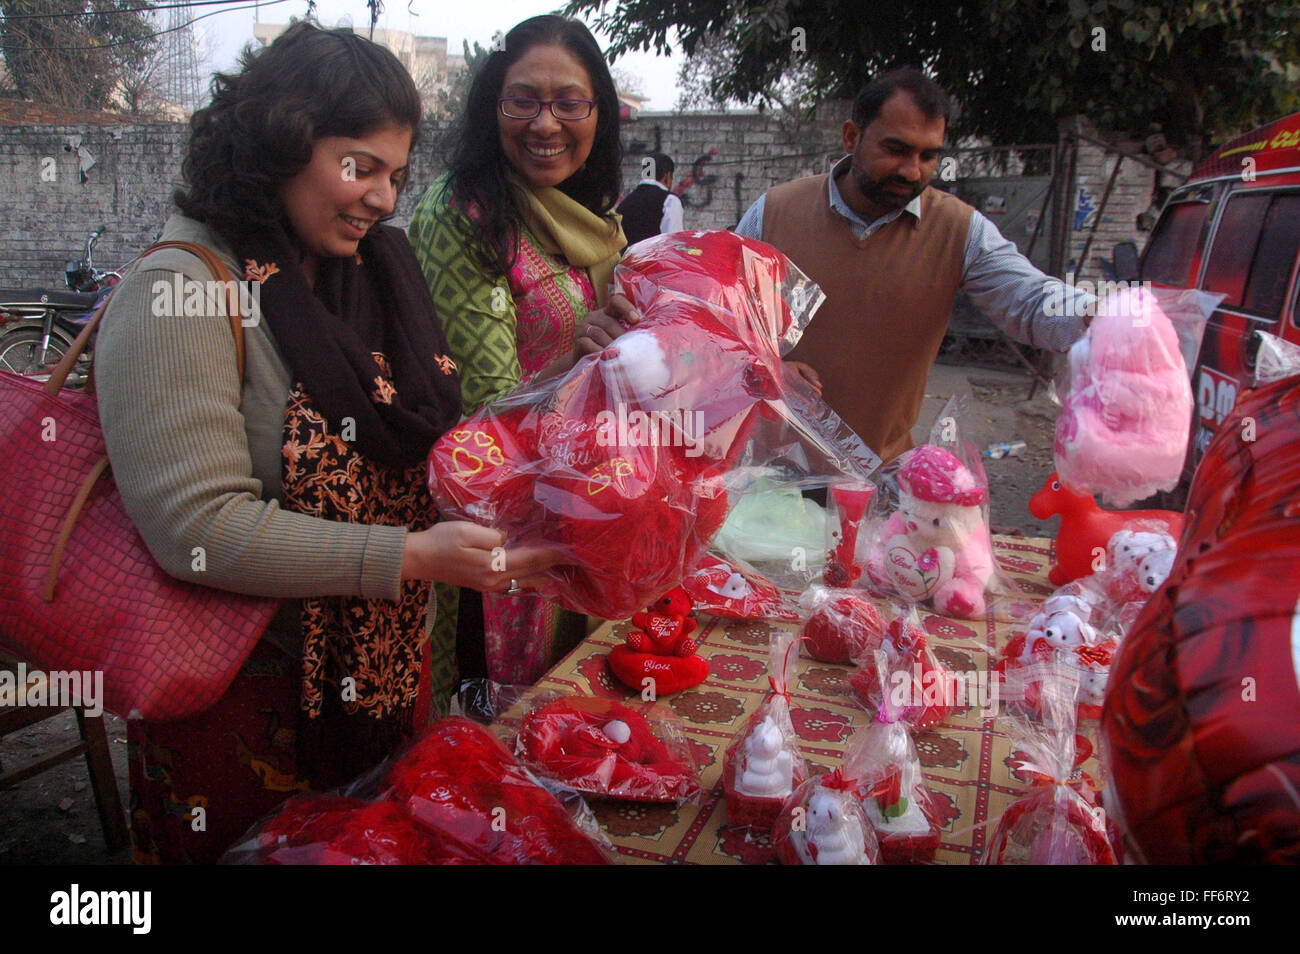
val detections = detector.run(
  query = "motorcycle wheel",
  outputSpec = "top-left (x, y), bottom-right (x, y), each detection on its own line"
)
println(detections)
top-left (0, 326), bottom-right (84, 389)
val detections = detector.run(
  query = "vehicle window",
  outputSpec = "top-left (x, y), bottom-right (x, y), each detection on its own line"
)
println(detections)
top-left (1241, 193), bottom-right (1300, 320)
top-left (1201, 193), bottom-right (1270, 308)
top-left (1141, 201), bottom-right (1208, 286)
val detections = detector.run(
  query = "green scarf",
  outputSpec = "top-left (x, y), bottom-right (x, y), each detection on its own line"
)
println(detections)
top-left (511, 176), bottom-right (626, 306)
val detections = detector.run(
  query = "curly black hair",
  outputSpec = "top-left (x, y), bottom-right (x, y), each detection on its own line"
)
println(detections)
top-left (174, 21), bottom-right (423, 243)
top-left (438, 15), bottom-right (622, 276)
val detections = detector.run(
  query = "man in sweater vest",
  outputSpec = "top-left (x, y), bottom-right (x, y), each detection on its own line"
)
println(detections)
top-left (735, 69), bottom-right (1090, 463)
top-left (618, 152), bottom-right (685, 248)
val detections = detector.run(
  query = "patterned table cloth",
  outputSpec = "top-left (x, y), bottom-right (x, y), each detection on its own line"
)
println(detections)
top-left (501, 537), bottom-right (1093, 864)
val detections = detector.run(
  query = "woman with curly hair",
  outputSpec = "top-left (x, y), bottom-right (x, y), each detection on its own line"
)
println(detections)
top-left (408, 14), bottom-right (635, 686)
top-left (95, 21), bottom-right (554, 863)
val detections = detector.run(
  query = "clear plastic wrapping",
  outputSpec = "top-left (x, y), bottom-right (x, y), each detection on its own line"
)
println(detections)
top-left (723, 630), bottom-right (808, 829)
top-left (1253, 330), bottom-right (1300, 385)
top-left (428, 231), bottom-right (876, 620)
top-left (982, 672), bottom-right (1116, 865)
top-left (797, 584), bottom-right (886, 664)
top-left (848, 608), bottom-right (955, 730)
top-left (681, 552), bottom-right (799, 621)
top-left (849, 701), bottom-right (941, 864)
top-left (862, 397), bottom-right (1021, 619)
top-left (772, 772), bottom-right (881, 865)
top-left (515, 693), bottom-right (702, 804)
top-left (221, 717), bottom-right (612, 865)
top-left (997, 583), bottom-right (1122, 723)
top-left (1053, 285), bottom-right (1220, 506)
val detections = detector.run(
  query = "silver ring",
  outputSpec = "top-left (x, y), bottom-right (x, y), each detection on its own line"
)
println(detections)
top-left (506, 578), bottom-right (521, 595)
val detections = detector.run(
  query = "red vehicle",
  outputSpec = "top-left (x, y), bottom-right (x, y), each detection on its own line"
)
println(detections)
top-left (1139, 111), bottom-right (1300, 487)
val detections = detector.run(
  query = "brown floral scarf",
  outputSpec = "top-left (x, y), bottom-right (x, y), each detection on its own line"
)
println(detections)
top-left (282, 352), bottom-right (436, 781)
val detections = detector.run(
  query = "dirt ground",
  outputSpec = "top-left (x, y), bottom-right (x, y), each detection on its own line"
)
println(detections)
top-left (0, 355), bottom-right (1060, 866)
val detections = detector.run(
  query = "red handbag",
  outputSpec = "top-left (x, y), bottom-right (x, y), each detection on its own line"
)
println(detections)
top-left (0, 241), bottom-right (279, 721)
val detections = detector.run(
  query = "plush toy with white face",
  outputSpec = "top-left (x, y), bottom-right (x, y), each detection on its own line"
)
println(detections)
top-left (1138, 549), bottom-right (1176, 594)
top-left (802, 787), bottom-right (872, 866)
top-left (1103, 528), bottom-right (1177, 612)
top-left (866, 446), bottom-right (995, 619)
top-left (1109, 530), bottom-right (1175, 579)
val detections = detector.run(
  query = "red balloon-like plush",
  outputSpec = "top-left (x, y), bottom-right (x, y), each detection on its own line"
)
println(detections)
top-left (1102, 374), bottom-right (1300, 864)
top-left (427, 231), bottom-right (799, 620)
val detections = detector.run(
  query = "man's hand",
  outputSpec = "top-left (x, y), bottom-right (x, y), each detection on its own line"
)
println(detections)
top-left (784, 359), bottom-right (823, 394)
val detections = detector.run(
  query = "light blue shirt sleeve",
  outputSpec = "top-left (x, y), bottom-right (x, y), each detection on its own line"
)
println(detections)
top-left (960, 210), bottom-right (1091, 352)
top-left (734, 194), bottom-right (765, 238)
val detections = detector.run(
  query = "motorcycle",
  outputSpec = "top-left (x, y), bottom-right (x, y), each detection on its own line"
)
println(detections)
top-left (0, 227), bottom-right (121, 388)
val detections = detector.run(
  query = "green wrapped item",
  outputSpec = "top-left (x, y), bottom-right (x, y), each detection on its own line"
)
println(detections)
top-left (713, 485), bottom-right (827, 566)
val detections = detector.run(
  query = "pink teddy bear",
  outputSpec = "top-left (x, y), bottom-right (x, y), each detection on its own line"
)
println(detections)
top-left (865, 446), bottom-right (995, 619)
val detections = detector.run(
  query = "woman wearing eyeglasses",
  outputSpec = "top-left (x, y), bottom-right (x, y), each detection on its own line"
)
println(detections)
top-left (408, 15), bottom-right (632, 688)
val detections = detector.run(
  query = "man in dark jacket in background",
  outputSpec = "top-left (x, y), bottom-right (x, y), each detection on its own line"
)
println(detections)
top-left (618, 152), bottom-right (685, 247)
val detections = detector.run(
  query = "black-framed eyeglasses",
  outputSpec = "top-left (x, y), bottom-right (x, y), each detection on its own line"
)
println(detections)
top-left (498, 97), bottom-right (597, 121)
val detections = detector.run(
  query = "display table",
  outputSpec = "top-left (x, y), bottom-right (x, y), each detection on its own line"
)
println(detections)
top-left (495, 536), bottom-right (1098, 864)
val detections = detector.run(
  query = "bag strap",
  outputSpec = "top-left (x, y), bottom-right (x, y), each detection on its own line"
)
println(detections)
top-left (42, 240), bottom-right (250, 601)
top-left (43, 457), bottom-right (111, 601)
top-left (43, 240), bottom-right (249, 396)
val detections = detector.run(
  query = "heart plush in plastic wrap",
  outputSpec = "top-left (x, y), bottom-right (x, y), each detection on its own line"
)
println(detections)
top-left (682, 552), bottom-right (798, 621)
top-left (517, 696), bottom-right (702, 803)
top-left (223, 718), bottom-right (612, 865)
top-left (428, 231), bottom-right (874, 620)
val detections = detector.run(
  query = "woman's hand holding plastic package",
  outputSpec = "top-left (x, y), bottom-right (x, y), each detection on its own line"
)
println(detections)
top-left (401, 521), bottom-right (561, 592)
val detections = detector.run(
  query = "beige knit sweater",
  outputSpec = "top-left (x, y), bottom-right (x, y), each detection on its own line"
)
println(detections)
top-left (96, 214), bottom-right (408, 601)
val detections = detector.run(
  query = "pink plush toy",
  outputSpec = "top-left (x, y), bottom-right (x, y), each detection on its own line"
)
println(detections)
top-left (865, 446), bottom-right (995, 619)
top-left (1053, 286), bottom-right (1193, 507)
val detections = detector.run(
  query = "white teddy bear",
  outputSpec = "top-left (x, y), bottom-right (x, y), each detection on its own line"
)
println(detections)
top-left (736, 714), bottom-right (794, 799)
top-left (1138, 548), bottom-right (1176, 594)
top-left (802, 788), bottom-right (871, 865)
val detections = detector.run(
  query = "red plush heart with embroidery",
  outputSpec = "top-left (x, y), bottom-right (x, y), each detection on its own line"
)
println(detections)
top-left (607, 646), bottom-right (710, 696)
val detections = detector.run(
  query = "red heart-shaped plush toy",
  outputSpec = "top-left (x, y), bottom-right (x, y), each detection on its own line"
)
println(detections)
top-left (518, 697), bottom-right (701, 802)
top-left (607, 646), bottom-right (710, 696)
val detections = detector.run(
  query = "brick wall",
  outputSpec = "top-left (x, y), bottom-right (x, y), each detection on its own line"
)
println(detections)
top-left (615, 111), bottom-right (847, 230)
top-left (1059, 116), bottom-right (1158, 282)
top-left (0, 110), bottom-right (1155, 289)
top-left (0, 111), bottom-right (848, 288)
top-left (0, 123), bottom-right (187, 289)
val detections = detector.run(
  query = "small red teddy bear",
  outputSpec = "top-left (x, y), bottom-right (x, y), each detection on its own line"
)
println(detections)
top-left (626, 587), bottom-right (698, 657)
